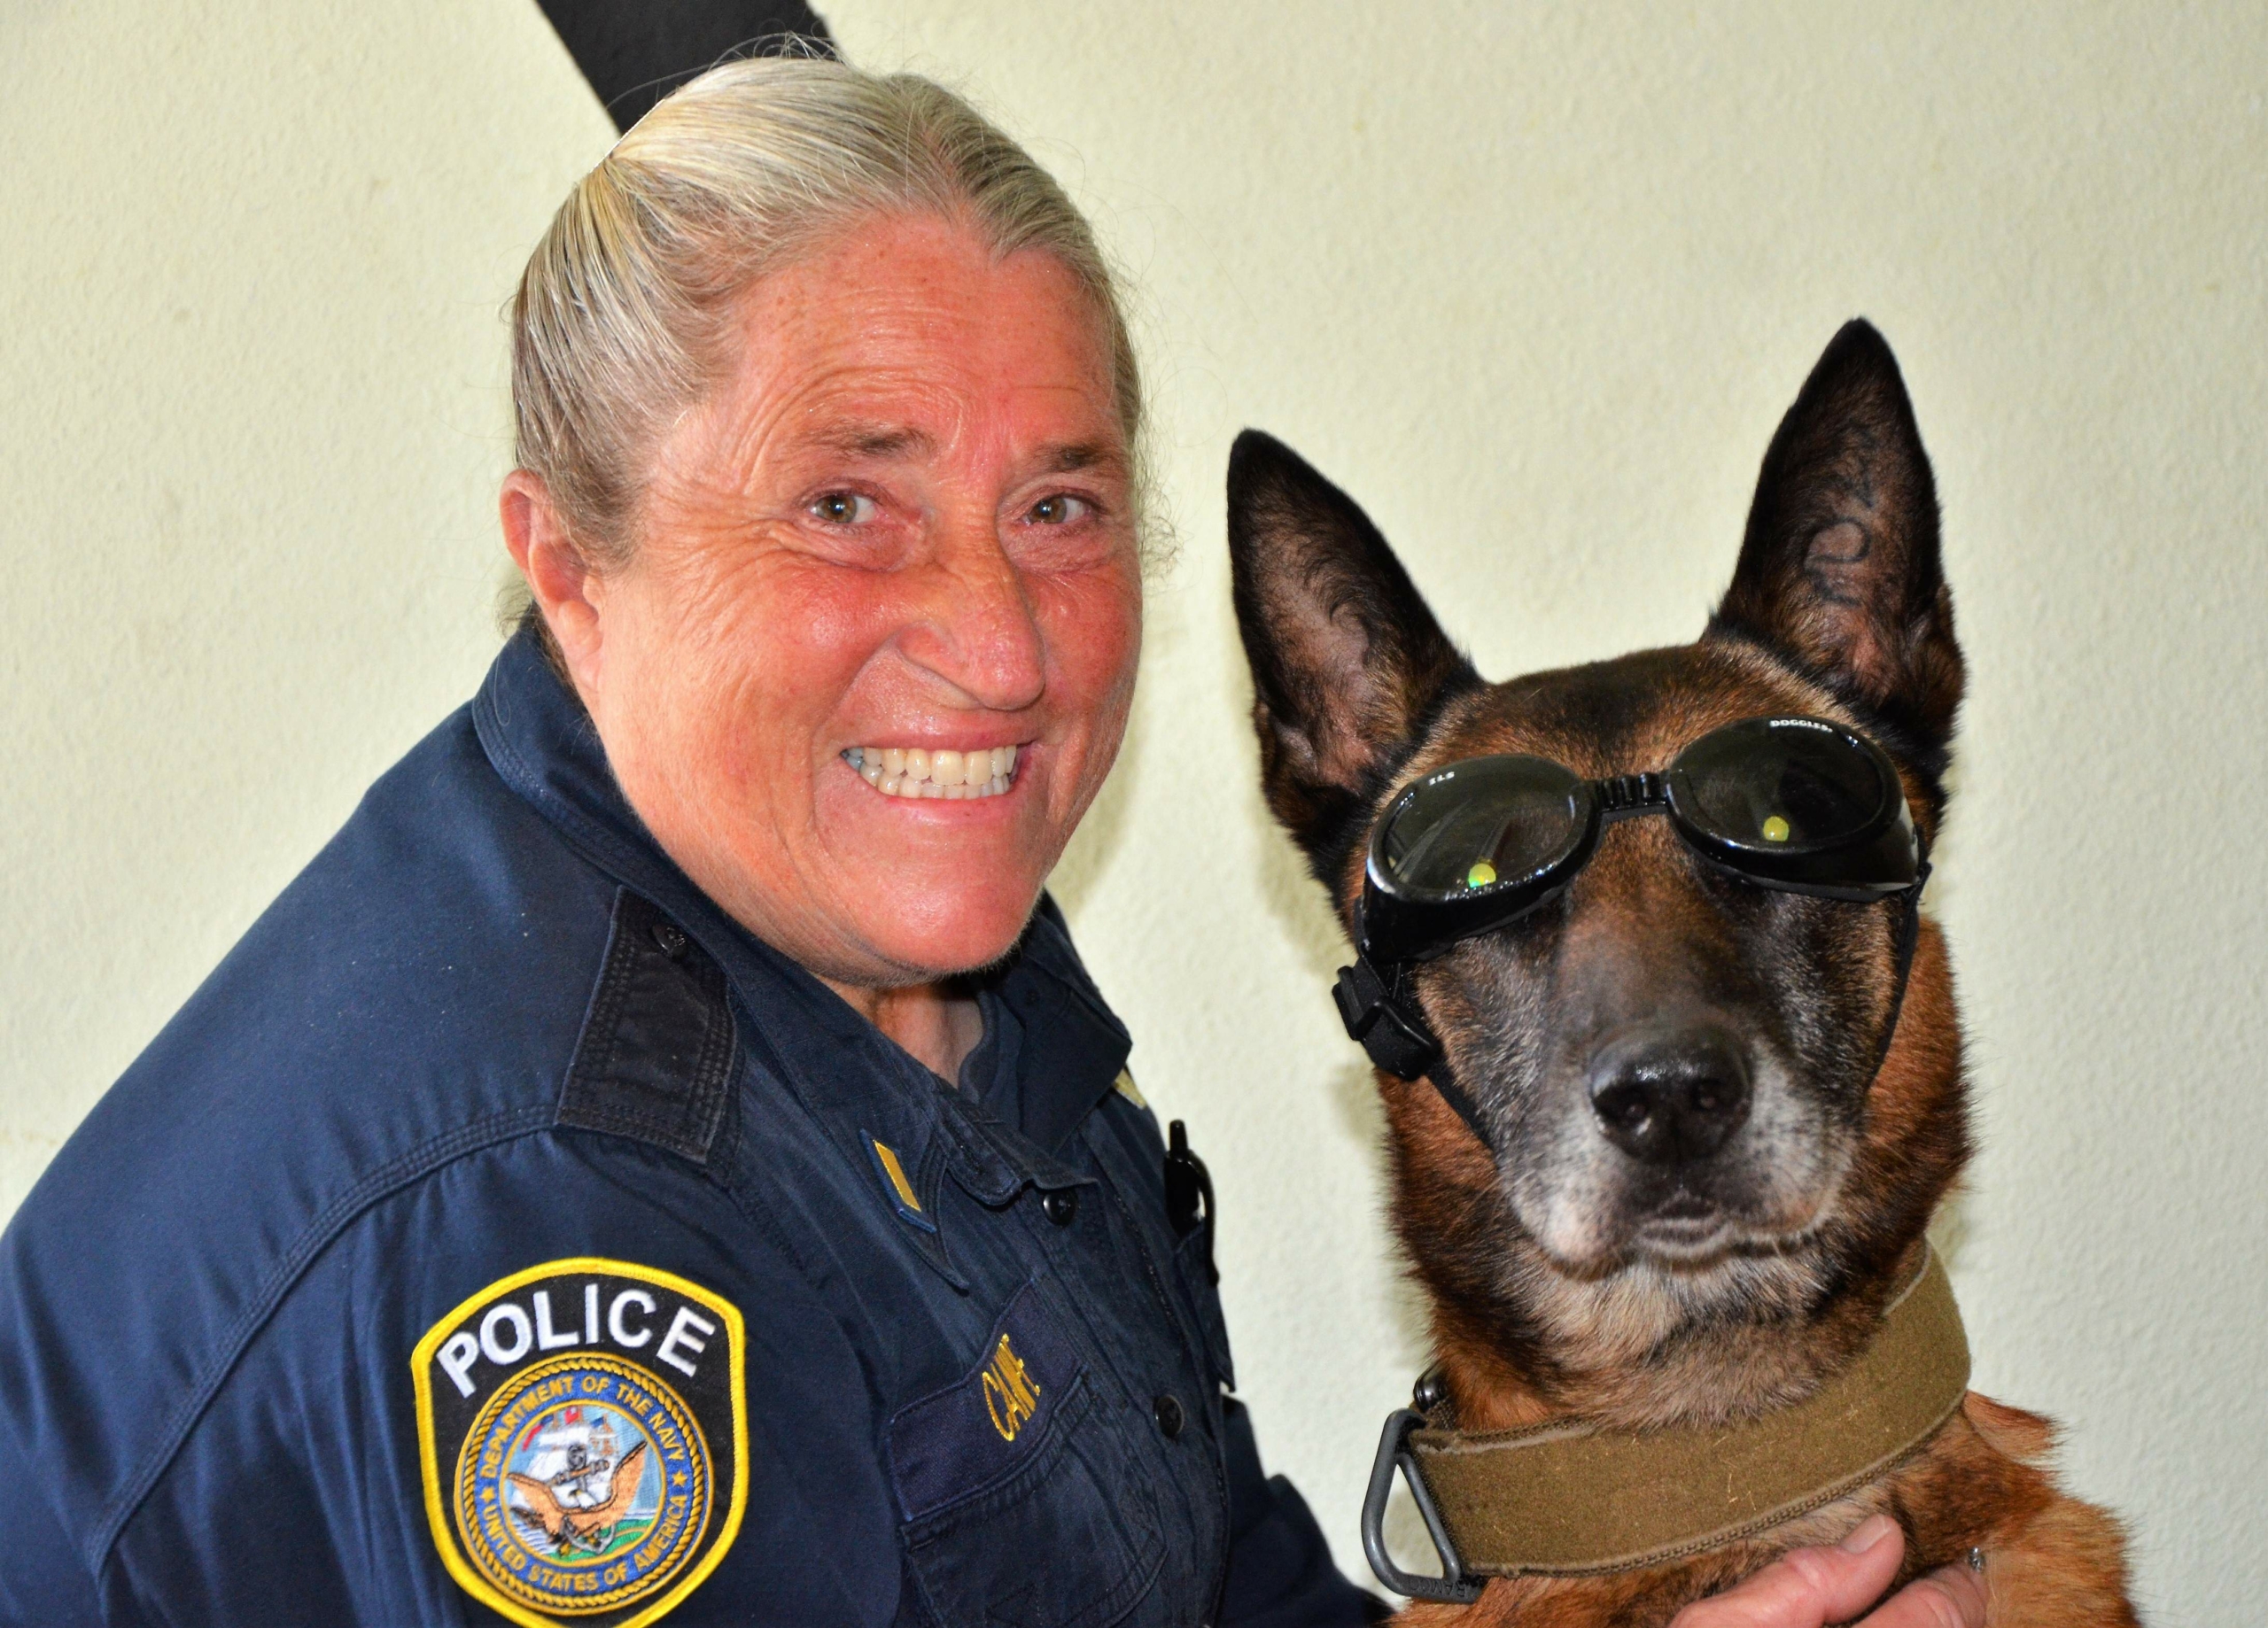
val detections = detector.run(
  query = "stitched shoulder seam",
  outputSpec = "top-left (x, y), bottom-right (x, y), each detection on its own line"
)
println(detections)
top-left (89, 1104), bottom-right (561, 1573)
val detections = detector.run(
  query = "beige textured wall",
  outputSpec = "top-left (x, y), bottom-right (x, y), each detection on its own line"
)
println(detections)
top-left (3, 3), bottom-right (2263, 1621)
top-left (0, 2), bottom-right (611, 1194)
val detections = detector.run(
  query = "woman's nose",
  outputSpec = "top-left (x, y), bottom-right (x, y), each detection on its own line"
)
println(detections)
top-left (899, 529), bottom-right (1047, 712)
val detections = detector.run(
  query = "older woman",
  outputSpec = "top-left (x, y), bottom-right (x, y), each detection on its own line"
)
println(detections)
top-left (0, 59), bottom-right (1981, 1628)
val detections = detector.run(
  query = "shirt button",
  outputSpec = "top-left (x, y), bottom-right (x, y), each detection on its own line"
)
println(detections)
top-left (650, 922), bottom-right (688, 960)
top-left (1040, 1189), bottom-right (1078, 1227)
top-left (1153, 1393), bottom-right (1184, 1439)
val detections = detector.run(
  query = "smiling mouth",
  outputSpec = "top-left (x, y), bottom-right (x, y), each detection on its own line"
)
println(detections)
top-left (844, 744), bottom-right (1021, 801)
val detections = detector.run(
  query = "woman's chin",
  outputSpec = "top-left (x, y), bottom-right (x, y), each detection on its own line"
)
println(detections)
top-left (809, 786), bottom-right (1069, 981)
top-left (843, 898), bottom-right (1045, 985)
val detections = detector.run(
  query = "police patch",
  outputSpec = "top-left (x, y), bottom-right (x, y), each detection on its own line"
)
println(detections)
top-left (412, 1259), bottom-right (746, 1628)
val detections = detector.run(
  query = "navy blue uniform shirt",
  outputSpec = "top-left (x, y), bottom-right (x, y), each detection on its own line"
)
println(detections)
top-left (0, 629), bottom-right (1383, 1628)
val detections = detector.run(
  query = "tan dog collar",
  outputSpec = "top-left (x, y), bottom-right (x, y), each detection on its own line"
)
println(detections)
top-left (1363, 1247), bottom-right (1969, 1600)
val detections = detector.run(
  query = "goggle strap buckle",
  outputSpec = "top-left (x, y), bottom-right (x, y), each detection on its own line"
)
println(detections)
top-left (1333, 957), bottom-right (1442, 1081)
top-left (1334, 958), bottom-right (1496, 1151)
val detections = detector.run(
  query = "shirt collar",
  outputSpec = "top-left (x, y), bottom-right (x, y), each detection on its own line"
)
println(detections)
top-left (470, 626), bottom-right (1130, 1180)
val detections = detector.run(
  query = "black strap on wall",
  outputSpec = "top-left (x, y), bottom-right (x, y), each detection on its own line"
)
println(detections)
top-left (535, 0), bottom-right (835, 133)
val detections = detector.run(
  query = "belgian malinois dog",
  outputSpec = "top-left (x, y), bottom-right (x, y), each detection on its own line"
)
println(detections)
top-left (1227, 322), bottom-right (2136, 1624)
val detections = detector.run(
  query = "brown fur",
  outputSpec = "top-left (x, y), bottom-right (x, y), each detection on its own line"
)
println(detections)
top-left (1227, 323), bottom-right (2134, 1624)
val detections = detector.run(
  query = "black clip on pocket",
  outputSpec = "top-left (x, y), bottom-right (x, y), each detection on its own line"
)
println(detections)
top-left (1361, 1407), bottom-right (1483, 1604)
top-left (1162, 1120), bottom-right (1216, 1285)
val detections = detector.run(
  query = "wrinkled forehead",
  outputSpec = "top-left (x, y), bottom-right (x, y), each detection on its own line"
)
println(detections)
top-left (1416, 642), bottom-right (1850, 782)
top-left (695, 215), bottom-right (1130, 451)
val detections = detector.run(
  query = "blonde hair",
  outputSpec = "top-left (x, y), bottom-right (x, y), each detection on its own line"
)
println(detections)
top-left (509, 57), bottom-right (1145, 576)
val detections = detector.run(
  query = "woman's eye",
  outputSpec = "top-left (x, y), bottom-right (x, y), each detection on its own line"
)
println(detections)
top-left (810, 491), bottom-right (878, 525)
top-left (1026, 493), bottom-right (1091, 526)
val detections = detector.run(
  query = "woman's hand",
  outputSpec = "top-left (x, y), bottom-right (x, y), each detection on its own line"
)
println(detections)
top-left (1670, 1516), bottom-right (1988, 1628)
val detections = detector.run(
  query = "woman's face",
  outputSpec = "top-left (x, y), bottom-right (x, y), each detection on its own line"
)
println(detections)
top-left (544, 213), bottom-right (1142, 989)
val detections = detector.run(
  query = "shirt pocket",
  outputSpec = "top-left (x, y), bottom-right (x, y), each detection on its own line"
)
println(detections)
top-left (889, 1285), bottom-right (1163, 1628)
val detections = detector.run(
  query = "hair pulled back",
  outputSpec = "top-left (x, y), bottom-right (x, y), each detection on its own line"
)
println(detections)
top-left (510, 57), bottom-right (1144, 569)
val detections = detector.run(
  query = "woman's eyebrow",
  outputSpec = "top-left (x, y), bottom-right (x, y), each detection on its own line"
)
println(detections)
top-left (795, 424), bottom-right (1125, 478)
top-left (804, 421), bottom-right (936, 460)
top-left (1036, 441), bottom-right (1125, 476)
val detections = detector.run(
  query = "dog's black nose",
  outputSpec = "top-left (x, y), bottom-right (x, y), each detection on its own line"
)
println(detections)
top-left (1587, 1029), bottom-right (1752, 1166)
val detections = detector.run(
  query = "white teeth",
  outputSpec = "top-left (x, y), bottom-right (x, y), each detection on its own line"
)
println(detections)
top-left (845, 742), bottom-right (1026, 800)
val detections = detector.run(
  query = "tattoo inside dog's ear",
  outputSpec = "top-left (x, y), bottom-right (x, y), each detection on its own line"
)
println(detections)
top-left (1710, 322), bottom-right (1965, 775)
top-left (1228, 430), bottom-right (1479, 884)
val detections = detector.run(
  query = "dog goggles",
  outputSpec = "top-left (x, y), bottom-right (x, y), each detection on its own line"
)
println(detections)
top-left (1336, 717), bottom-right (1929, 1088)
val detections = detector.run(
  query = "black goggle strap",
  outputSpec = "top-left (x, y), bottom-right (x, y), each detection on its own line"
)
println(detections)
top-left (1868, 849), bottom-right (1932, 1085)
top-left (1335, 847), bottom-right (1932, 1159)
top-left (1332, 940), bottom-right (1495, 1151)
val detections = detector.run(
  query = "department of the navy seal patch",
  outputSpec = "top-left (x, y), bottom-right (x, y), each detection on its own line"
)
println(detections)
top-left (412, 1259), bottom-right (746, 1628)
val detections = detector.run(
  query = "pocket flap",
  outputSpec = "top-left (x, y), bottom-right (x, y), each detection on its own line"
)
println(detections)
top-left (887, 1283), bottom-right (1078, 1523)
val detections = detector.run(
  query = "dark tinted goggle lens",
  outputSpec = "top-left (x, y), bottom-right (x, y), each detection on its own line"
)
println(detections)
top-left (1363, 717), bottom-right (1916, 964)
top-left (1668, 717), bottom-right (1892, 853)
top-left (1376, 756), bottom-right (1588, 898)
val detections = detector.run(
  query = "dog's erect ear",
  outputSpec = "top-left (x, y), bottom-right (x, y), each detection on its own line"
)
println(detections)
top-left (1228, 430), bottom-right (1480, 884)
top-left (1711, 322), bottom-right (1964, 766)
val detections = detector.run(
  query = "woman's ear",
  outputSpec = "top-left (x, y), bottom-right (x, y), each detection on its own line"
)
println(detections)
top-left (501, 470), bottom-right (605, 694)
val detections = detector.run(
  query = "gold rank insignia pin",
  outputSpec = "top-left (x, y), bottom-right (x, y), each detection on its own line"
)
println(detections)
top-left (865, 1133), bottom-right (936, 1233)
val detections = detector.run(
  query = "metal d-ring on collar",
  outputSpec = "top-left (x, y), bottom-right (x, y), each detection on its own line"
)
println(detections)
top-left (1362, 1397), bottom-right (1487, 1603)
